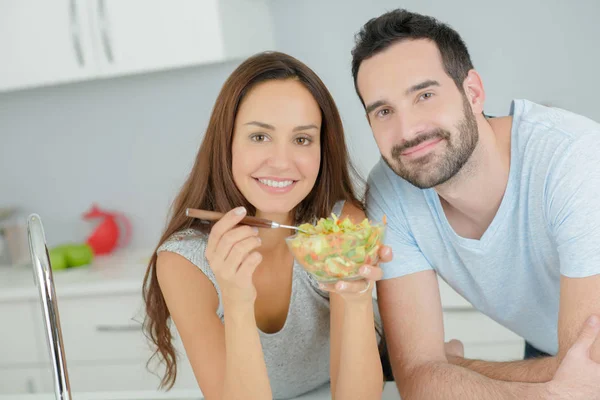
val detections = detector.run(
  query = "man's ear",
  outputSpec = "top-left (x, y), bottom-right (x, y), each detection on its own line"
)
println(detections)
top-left (463, 69), bottom-right (485, 114)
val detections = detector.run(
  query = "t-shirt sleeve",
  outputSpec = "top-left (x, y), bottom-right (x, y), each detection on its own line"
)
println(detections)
top-left (157, 230), bottom-right (225, 317)
top-left (365, 161), bottom-right (433, 280)
top-left (547, 134), bottom-right (600, 278)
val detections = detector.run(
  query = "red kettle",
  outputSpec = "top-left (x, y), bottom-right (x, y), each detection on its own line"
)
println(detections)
top-left (83, 205), bottom-right (132, 255)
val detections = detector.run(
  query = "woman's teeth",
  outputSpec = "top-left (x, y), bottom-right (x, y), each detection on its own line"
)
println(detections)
top-left (258, 179), bottom-right (294, 188)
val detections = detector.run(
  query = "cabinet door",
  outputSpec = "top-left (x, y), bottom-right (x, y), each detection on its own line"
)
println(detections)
top-left (0, 0), bottom-right (98, 92)
top-left (465, 342), bottom-right (525, 362)
top-left (39, 361), bottom-right (200, 392)
top-left (0, 366), bottom-right (45, 394)
top-left (47, 293), bottom-right (149, 363)
top-left (88, 0), bottom-right (225, 77)
top-left (0, 300), bottom-right (43, 366)
top-left (443, 309), bottom-right (525, 361)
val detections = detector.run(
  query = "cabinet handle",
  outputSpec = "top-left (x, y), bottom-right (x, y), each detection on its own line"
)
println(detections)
top-left (69, 0), bottom-right (85, 66)
top-left (26, 377), bottom-right (36, 393)
top-left (96, 324), bottom-right (142, 332)
top-left (97, 0), bottom-right (114, 63)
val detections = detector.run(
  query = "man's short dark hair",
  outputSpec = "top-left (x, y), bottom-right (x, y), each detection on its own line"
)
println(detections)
top-left (351, 9), bottom-right (475, 105)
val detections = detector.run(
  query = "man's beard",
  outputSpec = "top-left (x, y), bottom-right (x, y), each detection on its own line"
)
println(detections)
top-left (384, 96), bottom-right (479, 189)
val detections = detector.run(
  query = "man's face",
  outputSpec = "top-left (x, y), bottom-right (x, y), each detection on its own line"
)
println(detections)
top-left (357, 39), bottom-right (479, 189)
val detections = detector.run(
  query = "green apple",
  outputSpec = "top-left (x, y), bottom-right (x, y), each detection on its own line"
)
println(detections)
top-left (64, 244), bottom-right (94, 267)
top-left (49, 247), bottom-right (68, 270)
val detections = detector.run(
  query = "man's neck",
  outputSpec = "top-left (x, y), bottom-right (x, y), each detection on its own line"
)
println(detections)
top-left (435, 115), bottom-right (513, 237)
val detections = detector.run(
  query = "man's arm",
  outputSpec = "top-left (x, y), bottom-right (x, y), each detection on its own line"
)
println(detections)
top-left (446, 274), bottom-right (600, 382)
top-left (445, 132), bottom-right (600, 383)
top-left (446, 352), bottom-right (557, 383)
top-left (378, 270), bottom-right (550, 399)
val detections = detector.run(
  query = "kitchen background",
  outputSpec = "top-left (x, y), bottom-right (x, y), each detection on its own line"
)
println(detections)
top-left (0, 0), bottom-right (599, 398)
top-left (2, 0), bottom-right (599, 249)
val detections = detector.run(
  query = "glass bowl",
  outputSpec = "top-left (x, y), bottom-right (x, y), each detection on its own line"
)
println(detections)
top-left (286, 222), bottom-right (386, 283)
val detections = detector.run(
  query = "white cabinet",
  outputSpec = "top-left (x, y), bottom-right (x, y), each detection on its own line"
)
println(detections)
top-left (0, 292), bottom-right (197, 395)
top-left (34, 292), bottom-right (199, 393)
top-left (91, 0), bottom-right (274, 78)
top-left (0, 0), bottom-right (98, 92)
top-left (0, 366), bottom-right (46, 394)
top-left (439, 278), bottom-right (525, 362)
top-left (0, 0), bottom-right (275, 93)
top-left (40, 361), bottom-right (199, 393)
top-left (55, 293), bottom-right (149, 362)
top-left (0, 300), bottom-right (44, 365)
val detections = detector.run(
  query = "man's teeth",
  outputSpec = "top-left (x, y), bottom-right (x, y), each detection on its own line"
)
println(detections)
top-left (258, 179), bottom-right (294, 188)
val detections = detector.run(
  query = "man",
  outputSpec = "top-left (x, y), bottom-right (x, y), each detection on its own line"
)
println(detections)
top-left (352, 8), bottom-right (600, 399)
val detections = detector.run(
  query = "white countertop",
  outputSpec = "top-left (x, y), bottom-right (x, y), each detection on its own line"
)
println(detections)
top-left (0, 383), bottom-right (401, 400)
top-left (0, 249), bottom-right (152, 302)
top-left (0, 389), bottom-right (202, 400)
top-left (0, 247), bottom-right (471, 309)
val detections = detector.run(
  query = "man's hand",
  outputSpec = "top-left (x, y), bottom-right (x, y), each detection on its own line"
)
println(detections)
top-left (445, 339), bottom-right (464, 358)
top-left (548, 315), bottom-right (600, 399)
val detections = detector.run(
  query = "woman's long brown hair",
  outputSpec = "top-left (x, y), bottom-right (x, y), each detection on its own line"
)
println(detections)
top-left (142, 51), bottom-right (363, 389)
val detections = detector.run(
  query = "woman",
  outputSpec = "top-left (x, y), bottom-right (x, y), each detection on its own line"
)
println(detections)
top-left (143, 51), bottom-right (392, 400)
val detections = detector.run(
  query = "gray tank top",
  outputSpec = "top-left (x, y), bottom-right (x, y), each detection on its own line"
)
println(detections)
top-left (157, 201), bottom-right (384, 399)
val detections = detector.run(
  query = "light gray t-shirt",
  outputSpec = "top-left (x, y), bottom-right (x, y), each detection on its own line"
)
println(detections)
top-left (367, 99), bottom-right (600, 355)
top-left (158, 201), bottom-right (384, 399)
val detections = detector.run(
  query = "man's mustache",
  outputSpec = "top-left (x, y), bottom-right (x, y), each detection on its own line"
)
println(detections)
top-left (391, 129), bottom-right (450, 159)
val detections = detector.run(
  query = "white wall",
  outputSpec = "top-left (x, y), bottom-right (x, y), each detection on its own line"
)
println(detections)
top-left (0, 63), bottom-right (239, 248)
top-left (1, 0), bottom-right (599, 249)
top-left (270, 0), bottom-right (600, 177)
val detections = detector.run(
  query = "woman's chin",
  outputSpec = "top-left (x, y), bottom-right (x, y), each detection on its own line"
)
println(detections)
top-left (251, 200), bottom-right (300, 218)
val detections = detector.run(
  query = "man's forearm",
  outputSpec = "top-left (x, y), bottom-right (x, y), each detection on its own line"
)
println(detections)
top-left (447, 355), bottom-right (558, 383)
top-left (398, 360), bottom-right (550, 400)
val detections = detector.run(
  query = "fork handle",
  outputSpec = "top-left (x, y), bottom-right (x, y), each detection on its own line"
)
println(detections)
top-left (186, 208), bottom-right (274, 229)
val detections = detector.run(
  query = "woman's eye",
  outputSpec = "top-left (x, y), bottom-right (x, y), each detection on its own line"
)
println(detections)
top-left (251, 134), bottom-right (267, 142)
top-left (295, 137), bottom-right (311, 145)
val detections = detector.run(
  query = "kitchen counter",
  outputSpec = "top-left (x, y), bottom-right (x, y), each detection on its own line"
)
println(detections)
top-left (0, 248), bottom-right (471, 308)
top-left (0, 389), bottom-right (202, 400)
top-left (0, 383), bottom-right (401, 399)
top-left (0, 249), bottom-right (153, 302)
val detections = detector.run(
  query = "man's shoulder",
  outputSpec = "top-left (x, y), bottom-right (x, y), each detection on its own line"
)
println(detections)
top-left (515, 99), bottom-right (600, 142)
top-left (367, 158), bottom-right (416, 193)
top-left (511, 100), bottom-right (600, 176)
top-left (365, 159), bottom-right (429, 220)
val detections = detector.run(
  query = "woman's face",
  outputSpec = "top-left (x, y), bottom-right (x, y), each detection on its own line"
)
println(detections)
top-left (231, 79), bottom-right (322, 218)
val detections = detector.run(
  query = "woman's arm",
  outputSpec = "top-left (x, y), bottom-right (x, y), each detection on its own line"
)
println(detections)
top-left (157, 209), bottom-right (271, 399)
top-left (328, 203), bottom-right (384, 399)
top-left (157, 251), bottom-right (272, 400)
top-left (329, 290), bottom-right (383, 399)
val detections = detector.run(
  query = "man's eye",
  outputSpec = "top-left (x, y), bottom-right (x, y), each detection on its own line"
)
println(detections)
top-left (377, 109), bottom-right (391, 118)
top-left (420, 93), bottom-right (434, 101)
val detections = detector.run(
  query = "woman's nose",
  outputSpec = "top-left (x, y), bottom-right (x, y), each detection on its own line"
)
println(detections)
top-left (266, 143), bottom-right (292, 169)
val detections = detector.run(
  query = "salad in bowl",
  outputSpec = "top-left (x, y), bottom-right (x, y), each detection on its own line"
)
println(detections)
top-left (286, 213), bottom-right (386, 283)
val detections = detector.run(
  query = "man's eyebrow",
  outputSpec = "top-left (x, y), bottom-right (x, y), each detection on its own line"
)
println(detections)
top-left (405, 80), bottom-right (440, 95)
top-left (365, 80), bottom-right (441, 114)
top-left (365, 100), bottom-right (387, 115)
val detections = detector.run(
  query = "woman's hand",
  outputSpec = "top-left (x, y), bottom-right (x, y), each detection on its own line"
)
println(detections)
top-left (318, 245), bottom-right (393, 300)
top-left (205, 207), bottom-right (263, 305)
